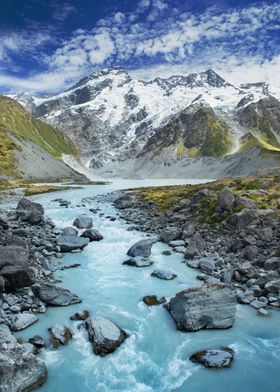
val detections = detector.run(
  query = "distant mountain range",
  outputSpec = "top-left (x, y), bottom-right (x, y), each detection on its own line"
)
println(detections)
top-left (5, 67), bottom-right (280, 178)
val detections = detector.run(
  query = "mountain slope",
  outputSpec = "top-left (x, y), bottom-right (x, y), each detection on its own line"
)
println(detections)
top-left (7, 68), bottom-right (280, 177)
top-left (0, 96), bottom-right (84, 180)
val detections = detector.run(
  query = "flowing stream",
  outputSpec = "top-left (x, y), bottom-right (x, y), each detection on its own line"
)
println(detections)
top-left (11, 179), bottom-right (280, 392)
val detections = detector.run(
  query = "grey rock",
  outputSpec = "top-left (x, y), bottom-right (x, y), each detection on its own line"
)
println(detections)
top-left (10, 313), bottom-right (38, 331)
top-left (1, 264), bottom-right (36, 290)
top-left (218, 187), bottom-right (235, 211)
top-left (258, 227), bottom-right (273, 242)
top-left (166, 283), bottom-right (237, 331)
top-left (250, 299), bottom-right (267, 309)
top-left (22, 342), bottom-right (38, 355)
top-left (61, 227), bottom-right (78, 236)
top-left (235, 196), bottom-right (256, 209)
top-left (127, 238), bottom-right (157, 258)
top-left (199, 258), bottom-right (215, 274)
top-left (258, 308), bottom-right (269, 316)
top-left (29, 335), bottom-right (45, 348)
top-left (16, 198), bottom-right (44, 225)
top-left (190, 348), bottom-right (234, 368)
top-left (48, 325), bottom-right (72, 348)
top-left (264, 257), bottom-right (280, 270)
top-left (80, 229), bottom-right (103, 242)
top-left (151, 268), bottom-right (177, 280)
top-left (56, 235), bottom-right (89, 252)
top-left (85, 316), bottom-right (128, 356)
top-left (160, 227), bottom-right (181, 243)
top-left (0, 344), bottom-right (47, 391)
top-left (0, 324), bottom-right (17, 345)
top-left (185, 232), bottom-right (205, 259)
top-left (264, 280), bottom-right (280, 295)
top-left (73, 216), bottom-right (93, 229)
top-left (181, 224), bottom-right (195, 240)
top-left (244, 245), bottom-right (258, 260)
top-left (229, 209), bottom-right (258, 230)
top-left (32, 283), bottom-right (82, 306)
top-left (114, 194), bottom-right (134, 209)
top-left (222, 264), bottom-right (233, 284)
top-left (123, 257), bottom-right (154, 267)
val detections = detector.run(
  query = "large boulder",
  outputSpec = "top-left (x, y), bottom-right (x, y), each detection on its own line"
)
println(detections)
top-left (190, 348), bottom-right (234, 369)
top-left (217, 187), bottom-right (235, 211)
top-left (1, 265), bottom-right (36, 290)
top-left (0, 245), bottom-right (29, 270)
top-left (56, 235), bottom-right (89, 252)
top-left (229, 209), bottom-right (258, 230)
top-left (32, 283), bottom-right (82, 306)
top-left (0, 344), bottom-right (47, 391)
top-left (80, 229), bottom-right (103, 242)
top-left (0, 213), bottom-right (9, 229)
top-left (127, 238), bottom-right (157, 258)
top-left (10, 313), bottom-right (38, 331)
top-left (160, 227), bottom-right (182, 243)
top-left (185, 233), bottom-right (205, 259)
top-left (16, 198), bottom-right (44, 225)
top-left (73, 216), bottom-right (93, 229)
top-left (85, 316), bottom-right (128, 356)
top-left (166, 283), bottom-right (237, 331)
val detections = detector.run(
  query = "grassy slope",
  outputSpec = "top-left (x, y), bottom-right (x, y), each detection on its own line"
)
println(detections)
top-left (0, 95), bottom-right (77, 177)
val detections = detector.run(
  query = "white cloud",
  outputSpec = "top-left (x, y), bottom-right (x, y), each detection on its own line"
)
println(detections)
top-left (0, 1), bottom-right (279, 93)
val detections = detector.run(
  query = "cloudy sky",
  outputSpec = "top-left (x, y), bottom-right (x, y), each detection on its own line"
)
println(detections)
top-left (0, 0), bottom-right (279, 93)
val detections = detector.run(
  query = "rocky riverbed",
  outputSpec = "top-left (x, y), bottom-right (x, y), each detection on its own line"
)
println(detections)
top-left (110, 175), bottom-right (280, 317)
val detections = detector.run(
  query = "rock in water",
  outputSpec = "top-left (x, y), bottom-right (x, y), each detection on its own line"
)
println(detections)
top-left (80, 229), bottom-right (103, 241)
top-left (16, 198), bottom-right (44, 224)
top-left (0, 325), bottom-right (47, 391)
top-left (32, 283), bottom-right (82, 306)
top-left (166, 283), bottom-right (237, 331)
top-left (29, 335), bottom-right (45, 349)
top-left (73, 216), bottom-right (93, 229)
top-left (127, 238), bottom-right (157, 258)
top-left (70, 310), bottom-right (90, 321)
top-left (151, 268), bottom-right (177, 280)
top-left (123, 257), bottom-right (154, 267)
top-left (85, 316), bottom-right (128, 356)
top-left (190, 348), bottom-right (234, 368)
top-left (143, 295), bottom-right (166, 306)
top-left (48, 325), bottom-right (72, 349)
top-left (56, 235), bottom-right (89, 252)
top-left (10, 313), bottom-right (38, 331)
top-left (61, 227), bottom-right (78, 236)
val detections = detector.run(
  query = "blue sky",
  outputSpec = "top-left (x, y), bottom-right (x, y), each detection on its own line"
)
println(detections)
top-left (0, 0), bottom-right (279, 93)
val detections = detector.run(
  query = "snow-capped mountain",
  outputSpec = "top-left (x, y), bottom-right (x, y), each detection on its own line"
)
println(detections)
top-left (7, 67), bottom-right (280, 173)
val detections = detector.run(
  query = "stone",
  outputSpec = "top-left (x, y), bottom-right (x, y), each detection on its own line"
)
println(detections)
top-left (70, 310), bottom-right (90, 321)
top-left (222, 264), bottom-right (233, 284)
top-left (244, 245), bottom-right (258, 260)
top-left (169, 240), bottom-right (185, 247)
top-left (166, 283), bottom-right (237, 331)
top-left (162, 250), bottom-right (171, 256)
top-left (258, 308), bottom-right (269, 317)
top-left (114, 194), bottom-right (134, 209)
top-left (48, 325), bottom-right (73, 348)
top-left (190, 348), bottom-right (234, 369)
top-left (185, 233), bottom-right (205, 259)
top-left (235, 196), bottom-right (256, 209)
top-left (32, 283), bottom-right (82, 306)
top-left (0, 324), bottom-right (17, 345)
top-left (258, 227), bottom-right (274, 242)
top-left (151, 268), bottom-right (177, 280)
top-left (56, 235), bottom-right (89, 252)
top-left (143, 295), bottom-right (166, 306)
top-left (16, 198), bottom-right (44, 225)
top-left (160, 227), bottom-right (182, 243)
top-left (264, 280), bottom-right (280, 295)
top-left (61, 227), bottom-right (78, 236)
top-left (0, 245), bottom-right (29, 270)
top-left (123, 257), bottom-right (154, 267)
top-left (22, 342), bottom-right (39, 355)
top-left (0, 213), bottom-right (9, 228)
top-left (264, 257), bottom-right (280, 270)
top-left (217, 187), bottom-right (235, 211)
top-left (29, 335), bottom-right (45, 349)
top-left (250, 299), bottom-right (267, 309)
top-left (1, 264), bottom-right (36, 290)
top-left (85, 316), bottom-right (128, 356)
top-left (0, 344), bottom-right (47, 391)
top-left (80, 229), bottom-right (103, 242)
top-left (73, 216), bottom-right (93, 229)
top-left (229, 209), bottom-right (258, 230)
top-left (10, 313), bottom-right (38, 331)
top-left (127, 238), bottom-right (157, 258)
top-left (199, 258), bottom-right (215, 274)
top-left (181, 224), bottom-right (195, 239)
